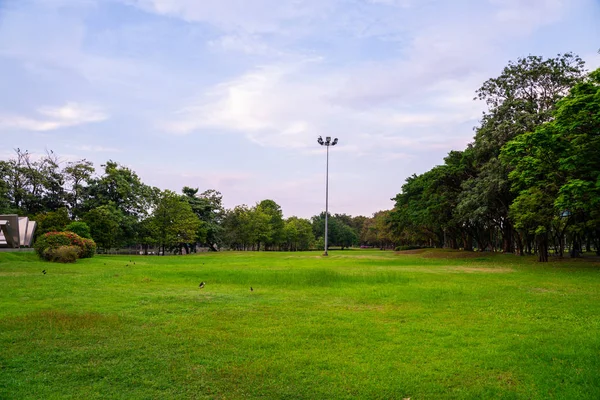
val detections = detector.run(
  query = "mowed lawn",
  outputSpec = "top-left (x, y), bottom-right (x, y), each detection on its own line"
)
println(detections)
top-left (1, 250), bottom-right (599, 399)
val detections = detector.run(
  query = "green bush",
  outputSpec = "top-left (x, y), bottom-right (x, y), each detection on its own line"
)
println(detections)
top-left (34, 231), bottom-right (96, 262)
top-left (64, 221), bottom-right (92, 239)
top-left (44, 245), bottom-right (80, 263)
top-left (80, 238), bottom-right (97, 258)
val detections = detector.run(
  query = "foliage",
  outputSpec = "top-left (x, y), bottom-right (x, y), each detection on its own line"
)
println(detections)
top-left (43, 245), bottom-right (80, 263)
top-left (32, 207), bottom-right (71, 237)
top-left (283, 216), bottom-right (314, 251)
top-left (34, 231), bottom-right (96, 261)
top-left (183, 187), bottom-right (225, 251)
top-left (65, 221), bottom-right (92, 239)
top-left (391, 54), bottom-right (596, 260)
top-left (82, 205), bottom-right (124, 250)
top-left (150, 190), bottom-right (201, 254)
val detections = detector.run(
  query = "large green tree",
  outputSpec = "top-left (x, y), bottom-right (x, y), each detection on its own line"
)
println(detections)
top-left (459, 53), bottom-right (586, 253)
top-left (151, 191), bottom-right (201, 255)
top-left (502, 67), bottom-right (600, 260)
top-left (182, 187), bottom-right (224, 251)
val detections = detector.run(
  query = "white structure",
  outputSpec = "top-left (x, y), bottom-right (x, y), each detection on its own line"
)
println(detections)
top-left (0, 215), bottom-right (37, 248)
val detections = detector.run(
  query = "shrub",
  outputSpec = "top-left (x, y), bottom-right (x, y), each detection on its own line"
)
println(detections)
top-left (64, 221), bottom-right (92, 239)
top-left (44, 246), bottom-right (80, 263)
top-left (34, 231), bottom-right (96, 262)
top-left (80, 238), bottom-right (97, 258)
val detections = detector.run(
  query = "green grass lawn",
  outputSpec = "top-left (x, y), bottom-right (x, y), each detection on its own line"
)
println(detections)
top-left (1, 249), bottom-right (599, 399)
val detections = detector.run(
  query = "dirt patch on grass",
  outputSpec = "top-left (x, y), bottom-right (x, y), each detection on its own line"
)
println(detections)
top-left (395, 249), bottom-right (427, 255)
top-left (530, 287), bottom-right (558, 293)
top-left (0, 272), bottom-right (29, 276)
top-left (392, 266), bottom-right (514, 274)
top-left (422, 250), bottom-right (497, 259)
top-left (447, 266), bottom-right (514, 273)
top-left (6, 310), bottom-right (120, 331)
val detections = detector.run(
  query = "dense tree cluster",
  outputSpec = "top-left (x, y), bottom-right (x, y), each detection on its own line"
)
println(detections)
top-left (390, 53), bottom-right (599, 261)
top-left (0, 153), bottom-right (396, 253)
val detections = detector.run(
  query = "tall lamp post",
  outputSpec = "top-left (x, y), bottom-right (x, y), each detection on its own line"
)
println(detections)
top-left (317, 136), bottom-right (338, 256)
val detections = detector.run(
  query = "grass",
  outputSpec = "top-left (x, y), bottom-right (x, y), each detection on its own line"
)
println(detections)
top-left (1, 249), bottom-right (599, 399)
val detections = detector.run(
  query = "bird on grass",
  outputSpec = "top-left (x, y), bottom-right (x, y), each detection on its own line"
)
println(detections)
top-left (199, 282), bottom-right (206, 289)
top-left (42, 270), bottom-right (46, 275)
top-left (250, 287), bottom-right (253, 292)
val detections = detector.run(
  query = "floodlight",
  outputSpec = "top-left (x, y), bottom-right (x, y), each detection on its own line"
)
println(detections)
top-left (316, 136), bottom-right (340, 256)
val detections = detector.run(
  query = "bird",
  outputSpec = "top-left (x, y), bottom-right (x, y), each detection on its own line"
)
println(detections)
top-left (199, 282), bottom-right (205, 289)
top-left (42, 270), bottom-right (46, 275)
top-left (250, 287), bottom-right (253, 292)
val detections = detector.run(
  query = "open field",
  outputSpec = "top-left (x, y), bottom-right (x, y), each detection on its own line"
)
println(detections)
top-left (1, 249), bottom-right (599, 399)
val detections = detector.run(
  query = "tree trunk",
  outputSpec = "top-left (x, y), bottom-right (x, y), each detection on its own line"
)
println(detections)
top-left (515, 232), bottom-right (524, 256)
top-left (537, 234), bottom-right (548, 262)
top-left (502, 222), bottom-right (513, 253)
top-left (570, 235), bottom-right (581, 258)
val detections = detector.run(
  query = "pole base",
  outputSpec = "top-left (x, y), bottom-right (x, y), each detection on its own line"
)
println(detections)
top-left (323, 251), bottom-right (328, 256)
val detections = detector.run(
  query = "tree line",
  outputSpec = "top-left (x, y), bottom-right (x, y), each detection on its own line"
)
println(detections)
top-left (389, 53), bottom-right (600, 261)
top-left (0, 154), bottom-right (398, 253)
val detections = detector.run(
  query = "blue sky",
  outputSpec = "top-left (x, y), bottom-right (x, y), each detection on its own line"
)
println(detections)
top-left (1, 0), bottom-right (599, 218)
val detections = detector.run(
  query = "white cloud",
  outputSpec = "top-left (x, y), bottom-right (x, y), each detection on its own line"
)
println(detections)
top-left (160, 56), bottom-right (483, 156)
top-left (0, 103), bottom-right (108, 132)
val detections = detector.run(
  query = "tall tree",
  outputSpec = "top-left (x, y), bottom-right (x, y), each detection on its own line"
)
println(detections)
top-left (502, 67), bottom-right (600, 260)
top-left (63, 159), bottom-right (95, 218)
top-left (182, 187), bottom-right (224, 251)
top-left (460, 53), bottom-right (586, 253)
top-left (256, 199), bottom-right (284, 250)
top-left (151, 190), bottom-right (201, 255)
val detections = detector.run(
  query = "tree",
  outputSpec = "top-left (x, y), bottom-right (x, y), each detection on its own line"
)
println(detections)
top-left (32, 208), bottom-right (71, 237)
top-left (63, 159), bottom-right (95, 218)
top-left (182, 187), bottom-right (224, 251)
top-left (283, 217), bottom-right (314, 251)
top-left (460, 53), bottom-right (587, 253)
top-left (502, 67), bottom-right (600, 260)
top-left (64, 221), bottom-right (92, 239)
top-left (83, 205), bottom-right (124, 251)
top-left (222, 205), bottom-right (253, 250)
top-left (150, 190), bottom-right (201, 255)
top-left (256, 199), bottom-right (284, 250)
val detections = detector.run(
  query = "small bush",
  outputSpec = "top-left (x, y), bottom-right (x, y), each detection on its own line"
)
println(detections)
top-left (34, 231), bottom-right (96, 262)
top-left (44, 246), bottom-right (80, 263)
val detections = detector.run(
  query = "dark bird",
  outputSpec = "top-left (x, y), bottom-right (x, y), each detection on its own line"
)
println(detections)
top-left (199, 282), bottom-right (205, 289)
top-left (250, 287), bottom-right (253, 292)
top-left (42, 270), bottom-right (46, 275)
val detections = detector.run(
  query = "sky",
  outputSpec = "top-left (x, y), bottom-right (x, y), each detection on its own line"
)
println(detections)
top-left (0, 0), bottom-right (599, 218)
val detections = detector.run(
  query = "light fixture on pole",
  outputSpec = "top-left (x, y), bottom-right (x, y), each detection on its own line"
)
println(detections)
top-left (317, 135), bottom-right (338, 256)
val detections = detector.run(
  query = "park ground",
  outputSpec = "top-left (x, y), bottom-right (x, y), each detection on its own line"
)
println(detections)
top-left (1, 249), bottom-right (599, 399)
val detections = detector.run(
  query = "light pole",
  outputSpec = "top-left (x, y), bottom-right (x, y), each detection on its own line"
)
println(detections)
top-left (317, 136), bottom-right (338, 256)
